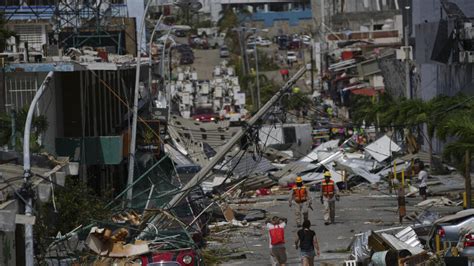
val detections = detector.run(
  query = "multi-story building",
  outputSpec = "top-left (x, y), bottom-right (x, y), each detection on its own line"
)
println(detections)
top-left (201, 0), bottom-right (312, 34)
top-left (411, 0), bottom-right (474, 153)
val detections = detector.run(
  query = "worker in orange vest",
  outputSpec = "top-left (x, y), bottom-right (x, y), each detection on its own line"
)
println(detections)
top-left (320, 171), bottom-right (339, 225)
top-left (289, 176), bottom-right (312, 227)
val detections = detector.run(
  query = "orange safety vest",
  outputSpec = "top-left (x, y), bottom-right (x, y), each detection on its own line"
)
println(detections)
top-left (292, 185), bottom-right (308, 203)
top-left (322, 180), bottom-right (335, 198)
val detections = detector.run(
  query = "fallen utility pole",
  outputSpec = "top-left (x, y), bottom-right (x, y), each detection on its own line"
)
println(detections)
top-left (139, 65), bottom-right (308, 239)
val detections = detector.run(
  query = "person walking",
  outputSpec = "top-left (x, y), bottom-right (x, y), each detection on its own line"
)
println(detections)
top-left (266, 216), bottom-right (288, 266)
top-left (279, 68), bottom-right (289, 81)
top-left (295, 220), bottom-right (320, 266)
top-left (320, 171), bottom-right (339, 225)
top-left (417, 161), bottom-right (428, 200)
top-left (289, 176), bottom-right (312, 227)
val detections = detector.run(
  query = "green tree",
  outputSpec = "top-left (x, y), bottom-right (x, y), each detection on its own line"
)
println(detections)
top-left (35, 177), bottom-right (111, 263)
top-left (0, 109), bottom-right (48, 152)
top-left (436, 101), bottom-right (474, 207)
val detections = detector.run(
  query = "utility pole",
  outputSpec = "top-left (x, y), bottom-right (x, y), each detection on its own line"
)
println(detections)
top-left (253, 39), bottom-right (261, 109)
top-left (22, 71), bottom-right (54, 266)
top-left (127, 0), bottom-right (153, 206)
top-left (466, 150), bottom-right (472, 209)
top-left (404, 5), bottom-right (411, 99)
top-left (139, 66), bottom-right (309, 239)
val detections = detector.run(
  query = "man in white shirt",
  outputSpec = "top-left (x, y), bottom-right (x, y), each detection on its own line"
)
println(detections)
top-left (417, 162), bottom-right (428, 200)
top-left (266, 216), bottom-right (287, 266)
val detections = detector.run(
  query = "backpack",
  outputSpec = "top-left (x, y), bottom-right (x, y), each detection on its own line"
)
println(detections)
top-left (269, 225), bottom-right (285, 245)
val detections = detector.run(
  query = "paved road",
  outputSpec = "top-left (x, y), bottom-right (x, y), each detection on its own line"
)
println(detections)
top-left (210, 187), bottom-right (462, 265)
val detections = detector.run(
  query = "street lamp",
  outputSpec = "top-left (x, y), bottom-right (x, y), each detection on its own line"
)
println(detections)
top-left (22, 71), bottom-right (54, 266)
top-left (127, 0), bottom-right (154, 205)
top-left (149, 15), bottom-right (164, 100)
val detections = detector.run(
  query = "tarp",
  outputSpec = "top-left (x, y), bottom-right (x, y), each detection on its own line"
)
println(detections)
top-left (365, 135), bottom-right (401, 162)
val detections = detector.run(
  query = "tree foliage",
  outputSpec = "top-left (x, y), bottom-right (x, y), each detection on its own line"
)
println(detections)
top-left (0, 109), bottom-right (49, 152)
top-left (35, 177), bottom-right (111, 263)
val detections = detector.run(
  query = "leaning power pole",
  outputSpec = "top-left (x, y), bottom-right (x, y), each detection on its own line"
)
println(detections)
top-left (139, 65), bottom-right (309, 239)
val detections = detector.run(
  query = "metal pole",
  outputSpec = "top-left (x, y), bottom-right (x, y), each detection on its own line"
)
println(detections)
top-left (23, 71), bottom-right (54, 266)
top-left (310, 39), bottom-right (315, 92)
top-left (127, 0), bottom-right (153, 205)
top-left (404, 25), bottom-right (411, 99)
top-left (10, 109), bottom-right (16, 150)
top-left (236, 29), bottom-right (247, 75)
top-left (404, 4), bottom-right (411, 99)
top-left (320, 0), bottom-right (325, 72)
top-left (139, 66), bottom-right (308, 239)
top-left (149, 15), bottom-right (164, 105)
top-left (253, 38), bottom-right (260, 109)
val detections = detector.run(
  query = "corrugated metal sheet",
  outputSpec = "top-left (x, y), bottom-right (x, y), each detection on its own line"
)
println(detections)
top-left (168, 116), bottom-right (240, 166)
top-left (230, 153), bottom-right (276, 178)
top-left (395, 226), bottom-right (423, 249)
top-left (164, 144), bottom-right (194, 166)
top-left (272, 161), bottom-right (319, 179)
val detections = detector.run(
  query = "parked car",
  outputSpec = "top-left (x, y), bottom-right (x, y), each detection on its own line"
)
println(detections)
top-left (137, 208), bottom-right (204, 266)
top-left (428, 209), bottom-right (474, 256)
top-left (192, 107), bottom-right (219, 122)
top-left (301, 34), bottom-right (312, 45)
top-left (248, 36), bottom-right (272, 47)
top-left (287, 51), bottom-right (297, 63)
top-left (258, 38), bottom-right (272, 47)
top-left (246, 44), bottom-right (255, 54)
top-left (140, 248), bottom-right (201, 266)
top-left (219, 46), bottom-right (230, 58)
top-left (174, 29), bottom-right (187, 37)
top-left (176, 44), bottom-right (192, 53)
top-left (180, 54), bottom-right (194, 65)
top-left (288, 39), bottom-right (302, 50)
top-left (276, 35), bottom-right (289, 50)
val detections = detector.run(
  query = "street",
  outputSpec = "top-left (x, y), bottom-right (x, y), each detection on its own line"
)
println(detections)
top-left (208, 184), bottom-right (463, 265)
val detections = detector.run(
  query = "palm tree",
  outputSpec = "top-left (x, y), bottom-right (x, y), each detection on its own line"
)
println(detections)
top-left (436, 102), bottom-right (474, 207)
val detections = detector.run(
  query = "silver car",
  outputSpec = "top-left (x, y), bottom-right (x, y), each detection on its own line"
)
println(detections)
top-left (219, 46), bottom-right (230, 57)
top-left (428, 209), bottom-right (474, 257)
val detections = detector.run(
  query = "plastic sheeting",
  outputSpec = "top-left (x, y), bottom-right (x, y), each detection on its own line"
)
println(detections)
top-left (351, 230), bottom-right (372, 262)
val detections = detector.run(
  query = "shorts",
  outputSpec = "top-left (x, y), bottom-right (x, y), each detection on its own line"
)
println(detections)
top-left (300, 249), bottom-right (316, 258)
top-left (271, 246), bottom-right (287, 264)
top-left (419, 186), bottom-right (427, 196)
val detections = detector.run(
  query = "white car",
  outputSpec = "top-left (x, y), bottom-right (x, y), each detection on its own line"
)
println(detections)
top-left (301, 35), bottom-right (311, 45)
top-left (246, 44), bottom-right (255, 54)
top-left (257, 39), bottom-right (272, 47)
top-left (287, 51), bottom-right (297, 63)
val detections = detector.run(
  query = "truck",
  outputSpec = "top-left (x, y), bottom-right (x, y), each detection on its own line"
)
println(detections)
top-left (197, 27), bottom-right (226, 48)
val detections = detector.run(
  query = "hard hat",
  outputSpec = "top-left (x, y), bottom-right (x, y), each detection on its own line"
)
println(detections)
top-left (292, 87), bottom-right (301, 94)
top-left (324, 171), bottom-right (331, 178)
top-left (296, 176), bottom-right (303, 183)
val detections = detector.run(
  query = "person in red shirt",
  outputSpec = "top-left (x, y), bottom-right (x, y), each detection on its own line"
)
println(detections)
top-left (279, 68), bottom-right (289, 80)
top-left (266, 216), bottom-right (288, 266)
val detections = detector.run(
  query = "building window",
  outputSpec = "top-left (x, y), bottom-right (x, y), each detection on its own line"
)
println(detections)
top-left (283, 127), bottom-right (297, 144)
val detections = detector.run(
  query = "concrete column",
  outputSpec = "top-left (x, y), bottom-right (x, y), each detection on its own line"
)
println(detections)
top-left (264, 4), bottom-right (269, 12)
